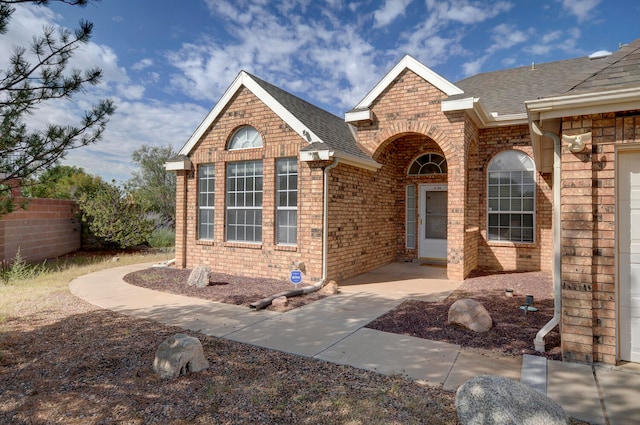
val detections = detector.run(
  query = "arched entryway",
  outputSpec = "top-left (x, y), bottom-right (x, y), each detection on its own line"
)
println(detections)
top-left (372, 132), bottom-right (449, 265)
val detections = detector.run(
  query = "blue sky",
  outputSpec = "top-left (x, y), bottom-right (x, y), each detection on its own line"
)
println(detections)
top-left (2, 0), bottom-right (638, 183)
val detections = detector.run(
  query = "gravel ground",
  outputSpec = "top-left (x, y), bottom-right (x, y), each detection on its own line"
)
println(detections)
top-left (0, 263), bottom-right (584, 424)
top-left (0, 283), bottom-right (458, 424)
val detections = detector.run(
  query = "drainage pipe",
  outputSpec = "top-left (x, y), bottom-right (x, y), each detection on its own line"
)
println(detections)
top-left (533, 125), bottom-right (562, 352)
top-left (250, 157), bottom-right (339, 309)
top-left (322, 157), bottom-right (339, 281)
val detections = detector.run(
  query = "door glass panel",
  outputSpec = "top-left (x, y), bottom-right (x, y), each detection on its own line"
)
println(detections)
top-left (425, 191), bottom-right (447, 239)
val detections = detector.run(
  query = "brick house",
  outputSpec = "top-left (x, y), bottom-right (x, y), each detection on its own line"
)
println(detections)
top-left (167, 38), bottom-right (640, 365)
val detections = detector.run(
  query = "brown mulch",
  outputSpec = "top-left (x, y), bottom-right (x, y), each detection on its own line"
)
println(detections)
top-left (125, 266), bottom-right (561, 360)
top-left (367, 269), bottom-right (561, 360)
top-left (122, 267), bottom-right (327, 312)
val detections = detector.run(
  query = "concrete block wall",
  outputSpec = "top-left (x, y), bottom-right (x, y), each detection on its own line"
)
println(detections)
top-left (0, 198), bottom-right (80, 263)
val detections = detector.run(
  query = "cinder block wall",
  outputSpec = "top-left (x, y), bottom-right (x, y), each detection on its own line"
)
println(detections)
top-left (0, 198), bottom-right (80, 263)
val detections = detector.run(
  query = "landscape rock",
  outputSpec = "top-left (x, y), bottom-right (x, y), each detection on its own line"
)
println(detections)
top-left (272, 296), bottom-right (288, 307)
top-left (187, 265), bottom-right (210, 288)
top-left (448, 298), bottom-right (493, 332)
top-left (321, 280), bottom-right (339, 295)
top-left (153, 333), bottom-right (209, 379)
top-left (455, 375), bottom-right (568, 425)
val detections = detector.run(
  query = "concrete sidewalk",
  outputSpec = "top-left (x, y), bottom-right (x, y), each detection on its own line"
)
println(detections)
top-left (70, 262), bottom-right (640, 425)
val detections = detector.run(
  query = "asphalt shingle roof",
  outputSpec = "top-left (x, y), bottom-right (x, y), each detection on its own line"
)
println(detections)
top-left (451, 37), bottom-right (640, 116)
top-left (247, 73), bottom-right (371, 160)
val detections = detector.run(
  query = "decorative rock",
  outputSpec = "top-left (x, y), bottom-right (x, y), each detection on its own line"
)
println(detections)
top-left (456, 375), bottom-right (568, 425)
top-left (187, 265), bottom-right (210, 288)
top-left (153, 333), bottom-right (209, 379)
top-left (448, 298), bottom-right (493, 333)
top-left (321, 280), bottom-right (339, 295)
top-left (272, 296), bottom-right (288, 307)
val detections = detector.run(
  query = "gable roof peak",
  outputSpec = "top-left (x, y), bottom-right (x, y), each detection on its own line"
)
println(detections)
top-left (349, 54), bottom-right (463, 113)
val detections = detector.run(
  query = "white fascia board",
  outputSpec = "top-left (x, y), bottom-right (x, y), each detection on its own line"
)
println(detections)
top-left (526, 87), bottom-right (640, 119)
top-left (164, 159), bottom-right (192, 171)
top-left (300, 149), bottom-right (333, 162)
top-left (300, 149), bottom-right (381, 171)
top-left (179, 71), bottom-right (321, 156)
top-left (352, 55), bottom-right (463, 111)
top-left (442, 97), bottom-right (528, 127)
top-left (344, 109), bottom-right (372, 123)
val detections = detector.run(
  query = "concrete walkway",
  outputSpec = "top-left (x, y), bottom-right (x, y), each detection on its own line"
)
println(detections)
top-left (70, 262), bottom-right (640, 425)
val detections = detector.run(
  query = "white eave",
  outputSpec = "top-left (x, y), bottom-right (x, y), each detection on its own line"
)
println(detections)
top-left (299, 148), bottom-right (381, 171)
top-left (346, 55), bottom-right (463, 124)
top-left (164, 158), bottom-right (192, 171)
top-left (178, 71), bottom-right (323, 156)
top-left (441, 97), bottom-right (529, 127)
top-left (526, 86), bottom-right (640, 171)
top-left (526, 87), bottom-right (640, 120)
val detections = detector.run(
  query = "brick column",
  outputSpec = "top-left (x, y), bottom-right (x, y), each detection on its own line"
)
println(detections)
top-left (560, 118), bottom-right (594, 363)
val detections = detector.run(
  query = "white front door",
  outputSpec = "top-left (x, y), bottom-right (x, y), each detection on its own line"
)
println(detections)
top-left (619, 150), bottom-right (640, 362)
top-left (419, 185), bottom-right (447, 260)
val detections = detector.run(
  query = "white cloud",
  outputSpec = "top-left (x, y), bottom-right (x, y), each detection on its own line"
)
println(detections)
top-left (373, 0), bottom-right (413, 28)
top-left (556, 0), bottom-right (601, 23)
top-left (462, 56), bottom-right (487, 77)
top-left (425, 0), bottom-right (513, 24)
top-left (132, 58), bottom-right (154, 71)
top-left (487, 24), bottom-right (529, 54)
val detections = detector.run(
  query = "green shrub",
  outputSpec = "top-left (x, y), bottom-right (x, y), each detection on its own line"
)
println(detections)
top-left (147, 227), bottom-right (175, 248)
top-left (0, 250), bottom-right (45, 284)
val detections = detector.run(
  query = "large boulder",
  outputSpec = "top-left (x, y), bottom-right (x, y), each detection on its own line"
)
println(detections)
top-left (153, 333), bottom-right (209, 379)
top-left (456, 375), bottom-right (568, 425)
top-left (187, 265), bottom-right (211, 288)
top-left (448, 298), bottom-right (493, 333)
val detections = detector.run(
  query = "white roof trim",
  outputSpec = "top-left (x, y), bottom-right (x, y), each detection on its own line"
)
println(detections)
top-left (178, 71), bottom-right (322, 156)
top-left (299, 148), bottom-right (381, 171)
top-left (442, 97), bottom-right (528, 127)
top-left (526, 87), bottom-right (640, 120)
top-left (352, 55), bottom-right (463, 111)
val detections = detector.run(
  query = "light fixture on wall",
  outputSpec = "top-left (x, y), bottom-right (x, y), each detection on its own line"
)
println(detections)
top-left (562, 132), bottom-right (591, 153)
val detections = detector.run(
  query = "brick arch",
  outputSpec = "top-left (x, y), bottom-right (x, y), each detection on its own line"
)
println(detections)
top-left (371, 122), bottom-right (460, 169)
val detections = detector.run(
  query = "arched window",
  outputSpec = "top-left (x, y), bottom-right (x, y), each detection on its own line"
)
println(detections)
top-left (228, 126), bottom-right (263, 150)
top-left (408, 153), bottom-right (447, 175)
top-left (487, 150), bottom-right (535, 243)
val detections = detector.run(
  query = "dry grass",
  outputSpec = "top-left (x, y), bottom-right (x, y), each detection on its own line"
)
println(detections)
top-left (0, 253), bottom-right (460, 424)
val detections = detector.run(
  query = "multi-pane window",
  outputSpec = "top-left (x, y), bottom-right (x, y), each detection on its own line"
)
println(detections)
top-left (228, 126), bottom-right (263, 150)
top-left (406, 185), bottom-right (416, 249)
top-left (226, 161), bottom-right (263, 243)
top-left (276, 158), bottom-right (298, 245)
top-left (487, 150), bottom-right (535, 243)
top-left (408, 153), bottom-right (447, 175)
top-left (198, 164), bottom-right (215, 240)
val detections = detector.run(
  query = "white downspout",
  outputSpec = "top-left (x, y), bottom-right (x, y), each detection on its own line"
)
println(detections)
top-left (323, 158), bottom-right (339, 280)
top-left (534, 126), bottom-right (562, 352)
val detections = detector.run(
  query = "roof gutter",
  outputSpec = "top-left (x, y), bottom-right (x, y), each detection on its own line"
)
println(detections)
top-left (300, 148), bottom-right (381, 171)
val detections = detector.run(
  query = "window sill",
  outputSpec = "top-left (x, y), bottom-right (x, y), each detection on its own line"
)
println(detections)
top-left (274, 245), bottom-right (298, 252)
top-left (486, 240), bottom-right (537, 248)
top-left (196, 240), bottom-right (215, 246)
top-left (224, 242), bottom-right (262, 250)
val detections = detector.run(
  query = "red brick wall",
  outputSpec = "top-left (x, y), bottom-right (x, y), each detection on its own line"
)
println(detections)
top-left (558, 112), bottom-right (634, 364)
top-left (0, 198), bottom-right (80, 263)
top-left (177, 87), bottom-right (324, 283)
top-left (476, 125), bottom-right (554, 273)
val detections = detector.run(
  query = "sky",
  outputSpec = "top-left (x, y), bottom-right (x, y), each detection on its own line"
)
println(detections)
top-left (2, 0), bottom-right (639, 183)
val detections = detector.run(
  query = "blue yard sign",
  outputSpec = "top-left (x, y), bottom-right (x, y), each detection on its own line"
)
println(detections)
top-left (289, 269), bottom-right (303, 285)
